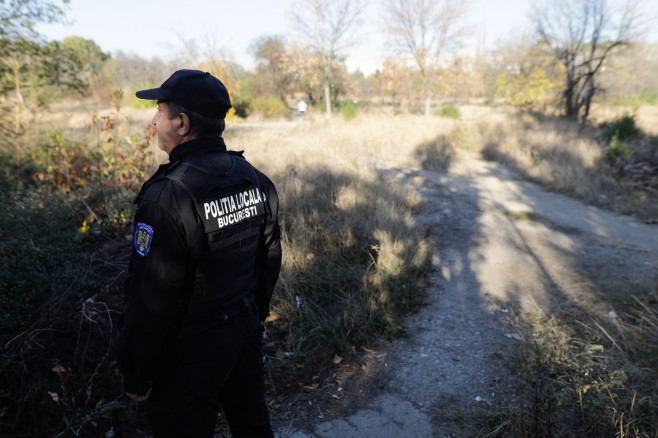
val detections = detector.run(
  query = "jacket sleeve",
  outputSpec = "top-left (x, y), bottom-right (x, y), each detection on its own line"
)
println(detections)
top-left (255, 174), bottom-right (282, 321)
top-left (117, 181), bottom-right (188, 395)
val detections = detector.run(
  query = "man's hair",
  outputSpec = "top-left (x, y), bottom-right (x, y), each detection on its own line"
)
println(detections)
top-left (161, 100), bottom-right (226, 137)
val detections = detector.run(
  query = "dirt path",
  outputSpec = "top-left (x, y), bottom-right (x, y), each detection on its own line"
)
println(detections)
top-left (274, 151), bottom-right (658, 438)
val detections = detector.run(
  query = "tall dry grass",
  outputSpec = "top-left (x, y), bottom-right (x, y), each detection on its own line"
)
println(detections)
top-left (498, 287), bottom-right (658, 437)
top-left (451, 110), bottom-right (658, 219)
top-left (225, 120), bottom-right (432, 358)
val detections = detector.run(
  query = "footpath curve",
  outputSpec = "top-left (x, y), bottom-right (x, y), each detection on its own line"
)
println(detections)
top-left (275, 152), bottom-right (658, 438)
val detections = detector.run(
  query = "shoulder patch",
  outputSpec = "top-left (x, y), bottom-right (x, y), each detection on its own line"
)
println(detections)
top-left (133, 222), bottom-right (154, 257)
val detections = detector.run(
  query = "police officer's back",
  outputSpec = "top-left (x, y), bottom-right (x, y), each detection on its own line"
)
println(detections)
top-left (117, 70), bottom-right (282, 438)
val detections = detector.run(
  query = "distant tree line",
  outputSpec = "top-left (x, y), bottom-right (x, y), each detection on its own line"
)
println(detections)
top-left (0, 0), bottom-right (656, 137)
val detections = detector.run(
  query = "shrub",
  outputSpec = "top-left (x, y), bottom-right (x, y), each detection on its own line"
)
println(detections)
top-left (601, 113), bottom-right (641, 142)
top-left (606, 132), bottom-right (634, 165)
top-left (439, 104), bottom-right (460, 119)
top-left (251, 96), bottom-right (289, 118)
top-left (0, 184), bottom-right (101, 344)
top-left (232, 98), bottom-right (251, 118)
top-left (337, 100), bottom-right (359, 119)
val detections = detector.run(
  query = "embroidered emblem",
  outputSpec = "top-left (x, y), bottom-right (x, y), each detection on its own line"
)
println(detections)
top-left (133, 222), bottom-right (154, 257)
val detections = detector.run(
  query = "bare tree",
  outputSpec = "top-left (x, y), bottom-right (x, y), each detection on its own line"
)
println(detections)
top-left (289, 0), bottom-right (366, 117)
top-left (250, 35), bottom-right (294, 103)
top-left (535, 0), bottom-right (646, 124)
top-left (382, 0), bottom-right (469, 115)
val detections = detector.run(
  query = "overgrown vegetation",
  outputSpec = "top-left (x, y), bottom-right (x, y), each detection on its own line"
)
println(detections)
top-left (2, 1), bottom-right (657, 435)
top-left (492, 284), bottom-right (658, 437)
top-left (612, 92), bottom-right (658, 107)
top-left (462, 111), bottom-right (658, 219)
top-left (232, 119), bottom-right (431, 364)
top-left (439, 104), bottom-right (460, 119)
top-left (0, 102), bottom-right (432, 436)
top-left (0, 101), bottom-right (157, 436)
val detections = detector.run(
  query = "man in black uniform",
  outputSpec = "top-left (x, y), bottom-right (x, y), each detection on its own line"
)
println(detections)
top-left (117, 69), bottom-right (281, 438)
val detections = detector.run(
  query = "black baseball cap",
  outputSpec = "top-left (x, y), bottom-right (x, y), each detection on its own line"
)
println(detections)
top-left (135, 69), bottom-right (232, 118)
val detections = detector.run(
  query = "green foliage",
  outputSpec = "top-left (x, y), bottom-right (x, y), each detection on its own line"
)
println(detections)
top-left (601, 113), bottom-right (641, 142)
top-left (232, 98), bottom-right (251, 118)
top-left (0, 184), bottom-right (99, 344)
top-left (606, 132), bottom-right (634, 165)
top-left (0, 93), bottom-right (154, 436)
top-left (101, 187), bottom-right (137, 229)
top-left (495, 293), bottom-right (658, 437)
top-left (495, 64), bottom-right (557, 109)
top-left (128, 94), bottom-right (157, 110)
top-left (336, 99), bottom-right (358, 119)
top-left (28, 95), bottom-right (151, 228)
top-left (251, 95), bottom-right (289, 118)
top-left (611, 92), bottom-right (658, 107)
top-left (0, 0), bottom-right (69, 38)
top-left (638, 91), bottom-right (657, 105)
top-left (439, 104), bottom-right (460, 119)
top-left (0, 36), bottom-right (104, 106)
top-left (231, 77), bottom-right (258, 118)
top-left (504, 312), bottom-right (631, 436)
top-left (237, 76), bottom-right (258, 102)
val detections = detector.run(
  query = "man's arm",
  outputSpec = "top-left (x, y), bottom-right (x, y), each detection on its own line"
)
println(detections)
top-left (255, 175), bottom-right (282, 321)
top-left (117, 182), bottom-right (188, 396)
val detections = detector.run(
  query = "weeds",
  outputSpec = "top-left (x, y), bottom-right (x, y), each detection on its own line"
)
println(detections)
top-left (601, 113), bottom-right (641, 142)
top-left (3, 101), bottom-right (657, 436)
top-left (466, 111), bottom-right (657, 219)
top-left (495, 287), bottom-right (658, 437)
top-left (439, 104), bottom-right (460, 119)
top-left (606, 132), bottom-right (634, 165)
top-left (2, 103), bottom-right (432, 435)
top-left (336, 100), bottom-right (359, 120)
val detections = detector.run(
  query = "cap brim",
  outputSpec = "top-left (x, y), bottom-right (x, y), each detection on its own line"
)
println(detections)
top-left (135, 88), bottom-right (166, 100)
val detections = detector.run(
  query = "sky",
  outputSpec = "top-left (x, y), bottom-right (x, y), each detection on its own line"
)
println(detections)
top-left (36, 0), bottom-right (658, 76)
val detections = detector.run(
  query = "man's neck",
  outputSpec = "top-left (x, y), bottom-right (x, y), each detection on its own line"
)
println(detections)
top-left (167, 134), bottom-right (197, 157)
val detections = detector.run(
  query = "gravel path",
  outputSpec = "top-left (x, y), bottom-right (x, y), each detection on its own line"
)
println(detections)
top-left (275, 152), bottom-right (658, 438)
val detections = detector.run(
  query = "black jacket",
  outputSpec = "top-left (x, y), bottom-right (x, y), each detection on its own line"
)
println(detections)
top-left (117, 137), bottom-right (281, 395)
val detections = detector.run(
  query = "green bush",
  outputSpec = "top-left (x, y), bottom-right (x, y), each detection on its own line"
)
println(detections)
top-left (601, 113), bottom-right (641, 142)
top-left (336, 100), bottom-right (358, 119)
top-left (439, 104), bottom-right (460, 119)
top-left (101, 187), bottom-right (138, 229)
top-left (251, 96), bottom-right (290, 118)
top-left (606, 132), bottom-right (634, 165)
top-left (232, 98), bottom-right (251, 118)
top-left (0, 184), bottom-right (102, 344)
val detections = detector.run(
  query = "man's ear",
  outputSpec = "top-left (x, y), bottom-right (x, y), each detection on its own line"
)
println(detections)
top-left (177, 113), bottom-right (191, 136)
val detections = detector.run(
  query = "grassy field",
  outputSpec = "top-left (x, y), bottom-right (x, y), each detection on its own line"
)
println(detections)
top-left (1, 100), bottom-right (656, 436)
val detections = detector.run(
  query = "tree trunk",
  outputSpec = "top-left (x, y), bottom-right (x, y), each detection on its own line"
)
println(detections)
top-left (13, 66), bottom-right (21, 183)
top-left (564, 65), bottom-right (576, 119)
top-left (423, 75), bottom-right (432, 116)
top-left (323, 79), bottom-right (332, 118)
top-left (581, 76), bottom-right (595, 125)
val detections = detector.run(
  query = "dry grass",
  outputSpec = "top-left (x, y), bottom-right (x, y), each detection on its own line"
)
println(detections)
top-left (7, 100), bottom-right (655, 435)
top-left (451, 109), bottom-right (658, 219)
top-left (224, 118), bottom-right (432, 358)
top-left (497, 284), bottom-right (658, 437)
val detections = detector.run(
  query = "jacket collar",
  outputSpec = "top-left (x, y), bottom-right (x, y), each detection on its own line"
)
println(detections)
top-left (169, 136), bottom-right (227, 162)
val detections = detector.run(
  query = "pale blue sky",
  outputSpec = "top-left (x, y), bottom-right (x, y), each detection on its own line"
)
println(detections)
top-left (36, 0), bottom-right (657, 75)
